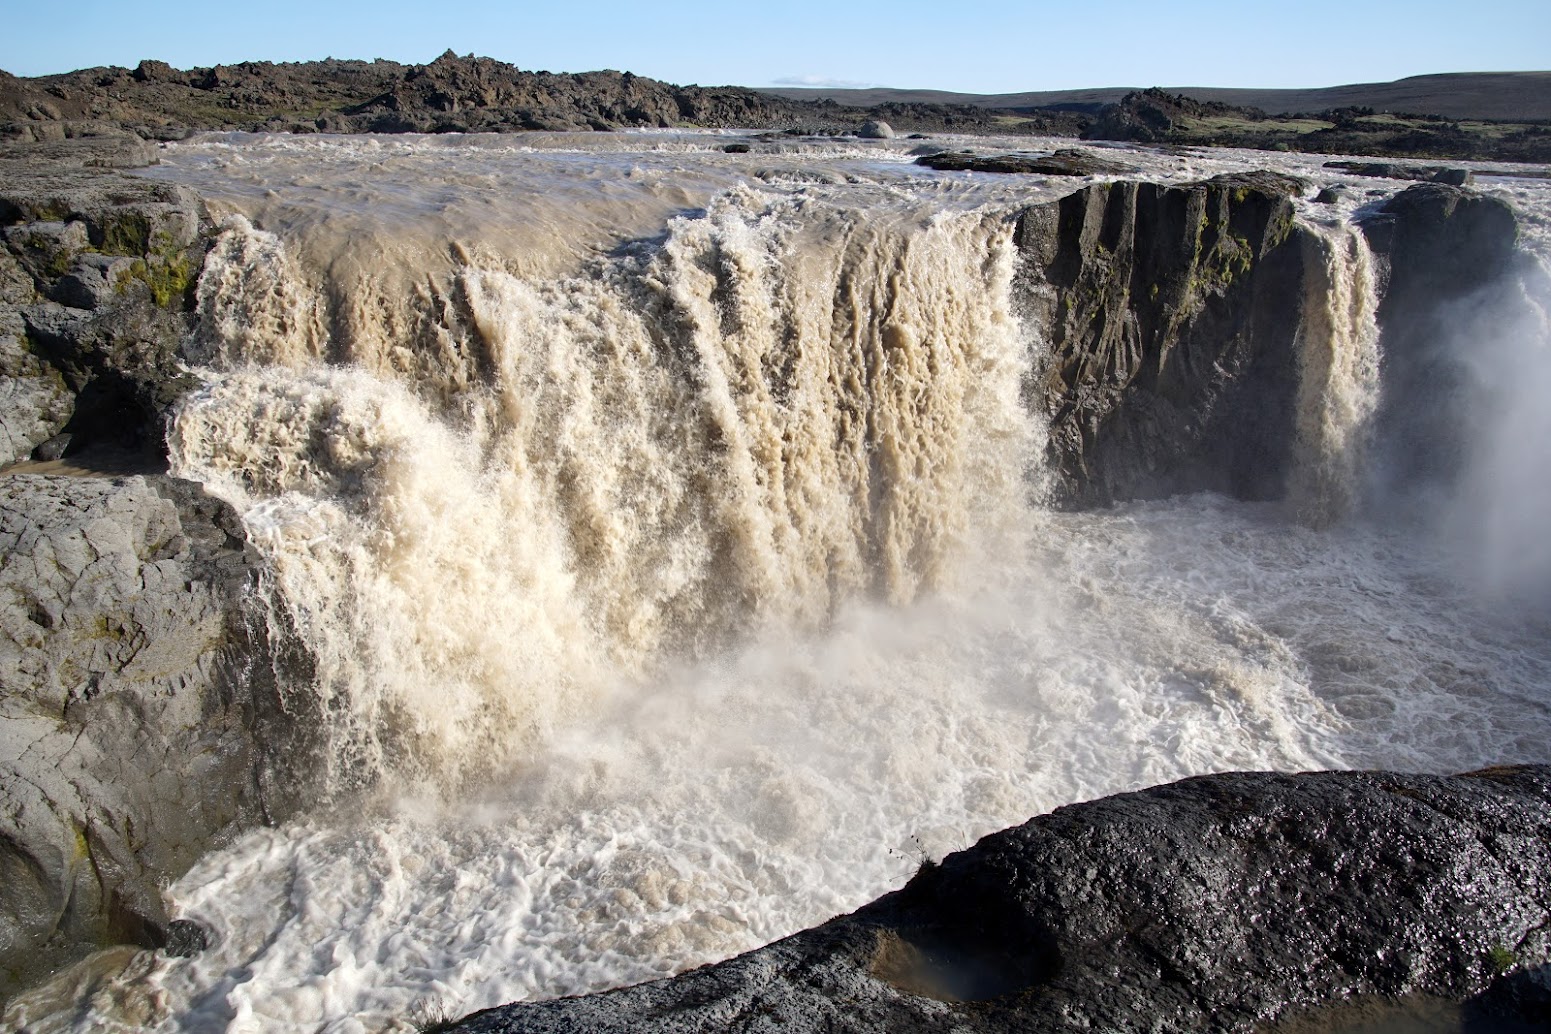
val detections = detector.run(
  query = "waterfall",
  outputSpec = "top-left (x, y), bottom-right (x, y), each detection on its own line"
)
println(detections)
top-left (1288, 220), bottom-right (1383, 527)
top-left (168, 186), bottom-right (1038, 791)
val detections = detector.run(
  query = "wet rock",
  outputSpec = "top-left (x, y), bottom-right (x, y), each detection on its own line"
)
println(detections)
top-left (446, 767), bottom-right (1551, 1034)
top-left (857, 119), bottom-right (894, 139)
top-left (917, 147), bottom-right (1135, 176)
top-left (1359, 184), bottom-right (1522, 492)
top-left (160, 918), bottom-right (210, 958)
top-left (30, 433), bottom-right (71, 461)
top-left (1017, 172), bottom-right (1310, 506)
top-left (1325, 160), bottom-right (1475, 187)
top-left (0, 473), bottom-right (313, 1002)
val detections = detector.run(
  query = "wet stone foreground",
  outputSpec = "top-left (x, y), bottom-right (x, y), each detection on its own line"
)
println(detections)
top-left (449, 767), bottom-right (1551, 1034)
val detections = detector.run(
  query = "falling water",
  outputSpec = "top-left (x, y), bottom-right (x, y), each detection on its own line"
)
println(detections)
top-left (168, 183), bottom-right (1036, 790)
top-left (1289, 217), bottom-right (1383, 527)
top-left (8, 134), bottom-right (1551, 1034)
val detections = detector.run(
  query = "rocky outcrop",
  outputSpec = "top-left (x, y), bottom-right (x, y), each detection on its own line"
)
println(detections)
top-left (446, 766), bottom-right (1551, 1034)
top-left (0, 141), bottom-right (321, 1006)
top-left (0, 53), bottom-right (1030, 139)
top-left (1017, 171), bottom-right (1310, 506)
top-left (0, 472), bottom-right (314, 1004)
top-left (346, 51), bottom-right (794, 134)
top-left (916, 147), bottom-right (1135, 176)
top-left (1324, 160), bottom-right (1474, 186)
top-left (1359, 183), bottom-right (1524, 492)
top-left (0, 137), bottom-right (207, 467)
top-left (1084, 88), bottom-right (1266, 144)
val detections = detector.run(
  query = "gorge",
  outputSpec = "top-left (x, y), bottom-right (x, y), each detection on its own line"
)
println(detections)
top-left (1, 129), bottom-right (1550, 1033)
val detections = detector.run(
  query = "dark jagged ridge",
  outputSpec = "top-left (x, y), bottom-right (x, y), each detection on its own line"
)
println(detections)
top-left (0, 51), bottom-right (1068, 142)
top-left (447, 767), bottom-right (1551, 1033)
top-left (5, 56), bottom-right (1546, 162)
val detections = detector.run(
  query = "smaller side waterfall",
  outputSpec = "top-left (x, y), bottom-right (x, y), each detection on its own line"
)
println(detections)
top-left (1289, 220), bottom-right (1383, 527)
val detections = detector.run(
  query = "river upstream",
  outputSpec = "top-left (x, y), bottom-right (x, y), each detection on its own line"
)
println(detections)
top-left (6, 131), bottom-right (1551, 1032)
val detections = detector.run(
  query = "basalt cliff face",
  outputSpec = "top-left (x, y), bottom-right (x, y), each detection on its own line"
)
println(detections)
top-left (0, 137), bottom-right (1536, 1014)
top-left (1017, 171), bottom-right (1309, 507)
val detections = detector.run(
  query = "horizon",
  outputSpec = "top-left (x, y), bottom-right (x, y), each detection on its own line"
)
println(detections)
top-left (6, 53), bottom-right (1549, 99)
top-left (2, 0), bottom-right (1547, 95)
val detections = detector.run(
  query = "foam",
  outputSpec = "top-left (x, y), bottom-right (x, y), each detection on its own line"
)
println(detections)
top-left (10, 132), bottom-right (1551, 1033)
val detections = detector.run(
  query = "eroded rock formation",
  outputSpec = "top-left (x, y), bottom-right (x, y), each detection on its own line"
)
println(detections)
top-left (1018, 171), bottom-right (1310, 506)
top-left (0, 137), bottom-right (207, 467)
top-left (0, 473), bottom-right (312, 1001)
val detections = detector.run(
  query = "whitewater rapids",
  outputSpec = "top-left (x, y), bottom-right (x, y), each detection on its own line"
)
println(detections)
top-left (7, 131), bottom-right (1551, 1034)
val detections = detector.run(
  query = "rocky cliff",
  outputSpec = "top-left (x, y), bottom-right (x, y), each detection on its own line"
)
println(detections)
top-left (1017, 171), bottom-right (1310, 507)
top-left (0, 137), bottom-right (207, 468)
top-left (1360, 183), bottom-right (1526, 492)
top-left (0, 139), bottom-right (316, 1003)
top-left (445, 766), bottom-right (1551, 1034)
top-left (0, 473), bottom-right (313, 1002)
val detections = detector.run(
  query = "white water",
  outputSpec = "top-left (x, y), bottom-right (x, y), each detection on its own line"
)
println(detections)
top-left (7, 132), bottom-right (1551, 1034)
top-left (1289, 214), bottom-right (1383, 526)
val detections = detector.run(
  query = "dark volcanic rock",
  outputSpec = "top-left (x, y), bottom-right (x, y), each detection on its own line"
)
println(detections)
top-left (1325, 160), bottom-right (1475, 186)
top-left (1084, 87), bottom-right (1267, 144)
top-left (446, 767), bottom-right (1551, 1034)
top-left (1359, 184), bottom-right (1523, 492)
top-left (916, 147), bottom-right (1135, 176)
top-left (0, 53), bottom-right (1037, 140)
top-left (0, 137), bottom-right (208, 466)
top-left (1017, 171), bottom-right (1311, 506)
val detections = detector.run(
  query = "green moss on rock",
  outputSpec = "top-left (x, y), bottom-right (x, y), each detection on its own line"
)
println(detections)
top-left (99, 211), bottom-right (153, 256)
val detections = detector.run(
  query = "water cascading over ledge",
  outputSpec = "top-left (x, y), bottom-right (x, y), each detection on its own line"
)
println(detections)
top-left (168, 186), bottom-right (1040, 791)
top-left (0, 135), bottom-right (1537, 1022)
top-left (166, 169), bottom-right (1405, 797)
top-left (1017, 170), bottom-right (1371, 513)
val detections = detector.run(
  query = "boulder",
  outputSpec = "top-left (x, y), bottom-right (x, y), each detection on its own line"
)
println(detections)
top-left (917, 148), bottom-right (1135, 176)
top-left (445, 767), bottom-right (1551, 1033)
top-left (0, 473), bottom-right (313, 1004)
top-left (857, 119), bottom-right (894, 139)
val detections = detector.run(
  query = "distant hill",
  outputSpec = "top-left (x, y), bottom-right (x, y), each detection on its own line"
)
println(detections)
top-left (1, 56), bottom-right (1544, 162)
top-left (0, 51), bottom-right (1046, 141)
top-left (762, 72), bottom-right (1551, 123)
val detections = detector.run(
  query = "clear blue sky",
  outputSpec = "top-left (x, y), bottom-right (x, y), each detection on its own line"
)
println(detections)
top-left (2, 0), bottom-right (1546, 92)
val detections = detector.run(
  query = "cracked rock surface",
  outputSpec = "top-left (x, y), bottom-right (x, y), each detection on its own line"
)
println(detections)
top-left (449, 766), bottom-right (1551, 1034)
top-left (0, 472), bottom-right (306, 1002)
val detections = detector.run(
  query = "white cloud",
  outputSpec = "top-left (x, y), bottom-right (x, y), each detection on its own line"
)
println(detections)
top-left (770, 75), bottom-right (879, 89)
